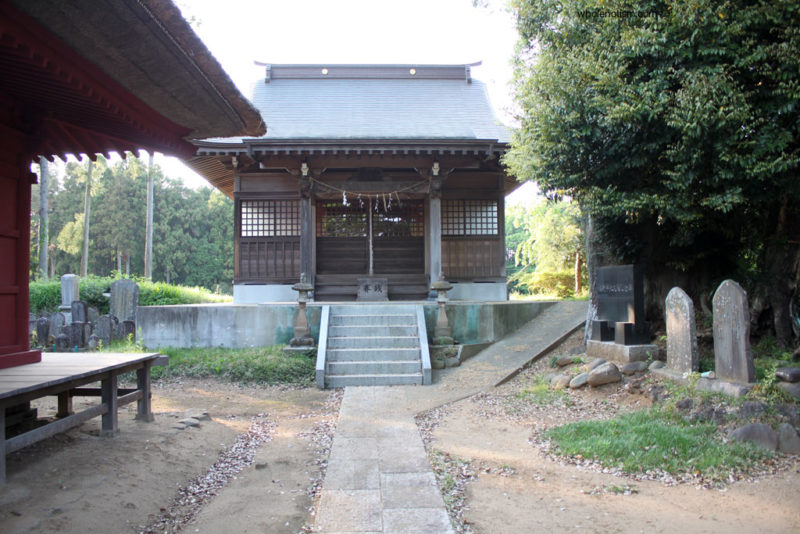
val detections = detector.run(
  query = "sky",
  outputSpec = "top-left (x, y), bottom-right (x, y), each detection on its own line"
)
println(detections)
top-left (155, 0), bottom-right (535, 202)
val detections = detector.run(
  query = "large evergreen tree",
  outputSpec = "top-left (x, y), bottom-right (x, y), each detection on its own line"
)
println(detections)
top-left (507, 0), bottom-right (800, 345)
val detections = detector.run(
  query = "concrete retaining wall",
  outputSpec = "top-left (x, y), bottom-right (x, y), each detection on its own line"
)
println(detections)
top-left (138, 300), bottom-right (557, 350)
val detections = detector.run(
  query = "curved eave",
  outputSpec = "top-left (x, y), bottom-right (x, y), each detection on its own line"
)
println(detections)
top-left (188, 138), bottom-right (511, 198)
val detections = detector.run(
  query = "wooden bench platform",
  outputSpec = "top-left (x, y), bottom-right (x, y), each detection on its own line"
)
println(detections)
top-left (0, 352), bottom-right (167, 485)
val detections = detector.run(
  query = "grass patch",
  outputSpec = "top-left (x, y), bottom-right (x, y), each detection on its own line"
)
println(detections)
top-left (100, 342), bottom-right (315, 386)
top-left (546, 407), bottom-right (772, 477)
top-left (517, 376), bottom-right (569, 406)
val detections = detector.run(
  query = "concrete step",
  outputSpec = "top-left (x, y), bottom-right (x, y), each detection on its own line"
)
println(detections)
top-left (331, 305), bottom-right (418, 316)
top-left (330, 314), bottom-right (416, 326)
top-left (327, 336), bottom-right (419, 349)
top-left (326, 348), bottom-right (421, 361)
top-left (327, 360), bottom-right (421, 375)
top-left (326, 373), bottom-right (423, 388)
top-left (329, 325), bottom-right (418, 337)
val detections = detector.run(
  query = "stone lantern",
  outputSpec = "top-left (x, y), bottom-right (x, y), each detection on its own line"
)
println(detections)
top-left (290, 273), bottom-right (314, 347)
top-left (431, 274), bottom-right (453, 345)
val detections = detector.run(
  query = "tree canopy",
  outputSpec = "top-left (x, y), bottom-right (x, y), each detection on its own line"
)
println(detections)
top-left (506, 0), bottom-right (800, 345)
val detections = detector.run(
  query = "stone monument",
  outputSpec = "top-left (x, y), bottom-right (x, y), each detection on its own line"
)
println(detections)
top-left (712, 279), bottom-right (754, 384)
top-left (110, 279), bottom-right (138, 321)
top-left (665, 287), bottom-right (699, 374)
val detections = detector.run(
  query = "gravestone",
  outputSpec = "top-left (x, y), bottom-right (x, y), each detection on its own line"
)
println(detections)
top-left (88, 306), bottom-right (100, 324)
top-left (86, 334), bottom-right (99, 351)
top-left (49, 312), bottom-right (66, 339)
top-left (64, 322), bottom-right (85, 348)
top-left (29, 313), bottom-right (37, 335)
top-left (60, 274), bottom-right (79, 314)
top-left (95, 315), bottom-right (117, 345)
top-left (117, 320), bottom-right (136, 342)
top-left (55, 333), bottom-right (70, 351)
top-left (110, 279), bottom-right (138, 321)
top-left (591, 265), bottom-right (649, 345)
top-left (665, 287), bottom-right (699, 374)
top-left (35, 317), bottom-right (49, 347)
top-left (71, 301), bottom-right (88, 324)
top-left (357, 277), bottom-right (389, 301)
top-left (713, 280), bottom-right (754, 383)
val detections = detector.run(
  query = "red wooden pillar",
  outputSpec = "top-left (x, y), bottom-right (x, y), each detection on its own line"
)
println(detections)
top-left (0, 111), bottom-right (41, 369)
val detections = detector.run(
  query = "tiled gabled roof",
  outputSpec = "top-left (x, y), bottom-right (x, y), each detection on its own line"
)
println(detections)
top-left (204, 63), bottom-right (510, 145)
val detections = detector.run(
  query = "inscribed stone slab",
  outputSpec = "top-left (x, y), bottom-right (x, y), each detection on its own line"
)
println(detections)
top-left (666, 287), bottom-right (698, 374)
top-left (110, 279), bottom-right (138, 321)
top-left (71, 301), bottom-right (88, 324)
top-left (357, 277), bottom-right (389, 301)
top-left (60, 274), bottom-right (79, 309)
top-left (712, 280), bottom-right (754, 383)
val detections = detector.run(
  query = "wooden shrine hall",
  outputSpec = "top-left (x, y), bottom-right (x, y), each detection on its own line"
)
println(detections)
top-left (188, 63), bottom-right (519, 302)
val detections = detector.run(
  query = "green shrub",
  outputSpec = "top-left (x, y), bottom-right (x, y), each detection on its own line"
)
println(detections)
top-left (30, 276), bottom-right (230, 315)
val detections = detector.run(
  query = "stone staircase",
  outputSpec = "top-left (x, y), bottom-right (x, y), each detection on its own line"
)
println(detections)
top-left (317, 304), bottom-right (431, 388)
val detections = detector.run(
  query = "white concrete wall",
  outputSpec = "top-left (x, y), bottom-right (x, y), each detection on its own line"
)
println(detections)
top-left (448, 282), bottom-right (507, 302)
top-left (233, 284), bottom-right (297, 303)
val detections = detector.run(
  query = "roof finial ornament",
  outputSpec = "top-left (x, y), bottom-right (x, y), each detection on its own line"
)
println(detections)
top-left (301, 162), bottom-right (309, 177)
top-left (432, 161), bottom-right (440, 177)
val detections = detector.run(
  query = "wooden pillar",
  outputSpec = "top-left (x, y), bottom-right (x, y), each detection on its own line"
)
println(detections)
top-left (100, 372), bottom-right (119, 437)
top-left (135, 361), bottom-right (154, 422)
top-left (56, 391), bottom-right (73, 418)
top-left (429, 178), bottom-right (442, 288)
top-left (0, 405), bottom-right (6, 486)
top-left (300, 170), bottom-right (314, 286)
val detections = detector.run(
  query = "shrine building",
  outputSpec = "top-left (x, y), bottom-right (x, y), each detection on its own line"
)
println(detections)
top-left (187, 63), bottom-right (518, 302)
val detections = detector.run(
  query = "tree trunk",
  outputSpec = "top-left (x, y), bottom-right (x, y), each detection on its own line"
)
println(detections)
top-left (81, 159), bottom-right (92, 277)
top-left (38, 157), bottom-right (49, 280)
top-left (144, 151), bottom-right (154, 279)
top-left (117, 249), bottom-right (122, 273)
top-left (125, 254), bottom-right (130, 276)
top-left (574, 251), bottom-right (582, 294)
top-left (583, 213), bottom-right (599, 345)
top-left (761, 198), bottom-right (800, 348)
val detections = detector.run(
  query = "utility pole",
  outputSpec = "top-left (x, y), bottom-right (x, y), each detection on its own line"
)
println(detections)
top-left (81, 158), bottom-right (92, 277)
top-left (144, 151), bottom-right (154, 279)
top-left (38, 156), bottom-right (49, 280)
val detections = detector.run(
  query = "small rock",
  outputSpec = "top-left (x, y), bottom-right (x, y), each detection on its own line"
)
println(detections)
top-left (738, 401), bottom-right (767, 419)
top-left (728, 423), bottom-right (778, 451)
top-left (172, 423), bottom-right (187, 430)
top-left (255, 462), bottom-right (268, 470)
top-left (186, 410), bottom-right (211, 421)
top-left (646, 384), bottom-right (668, 403)
top-left (555, 355), bottom-right (576, 367)
top-left (775, 367), bottom-right (800, 383)
top-left (649, 361), bottom-right (665, 370)
top-left (777, 423), bottom-right (800, 454)
top-left (776, 403), bottom-right (800, 426)
top-left (675, 398), bottom-right (694, 411)
top-left (587, 362), bottom-right (622, 387)
top-left (552, 374), bottom-right (571, 390)
top-left (567, 346), bottom-right (584, 356)
top-left (620, 361), bottom-right (648, 375)
top-left (569, 372), bottom-right (590, 389)
top-left (777, 381), bottom-right (800, 400)
top-left (179, 417), bottom-right (200, 427)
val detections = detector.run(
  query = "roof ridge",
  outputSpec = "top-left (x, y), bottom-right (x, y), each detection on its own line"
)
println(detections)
top-left (255, 62), bottom-right (482, 82)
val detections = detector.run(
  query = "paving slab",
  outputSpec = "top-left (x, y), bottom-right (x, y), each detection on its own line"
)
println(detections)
top-left (314, 301), bottom-right (587, 533)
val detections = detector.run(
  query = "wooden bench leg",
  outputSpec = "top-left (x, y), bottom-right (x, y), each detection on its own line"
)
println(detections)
top-left (57, 391), bottom-right (73, 418)
top-left (135, 361), bottom-right (154, 422)
top-left (1, 407), bottom-right (6, 486)
top-left (100, 372), bottom-right (119, 437)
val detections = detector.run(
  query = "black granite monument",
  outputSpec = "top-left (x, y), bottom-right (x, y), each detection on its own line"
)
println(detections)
top-left (591, 264), bottom-right (650, 345)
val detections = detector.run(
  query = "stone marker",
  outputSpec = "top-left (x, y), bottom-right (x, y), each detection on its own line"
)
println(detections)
top-left (55, 333), bottom-right (70, 351)
top-left (712, 280), bottom-right (755, 383)
top-left (64, 322), bottom-right (85, 348)
top-left (665, 287), bottom-right (699, 374)
top-left (591, 265), bottom-right (650, 345)
top-left (86, 334), bottom-right (99, 351)
top-left (117, 319), bottom-right (136, 341)
top-left (71, 300), bottom-right (88, 324)
top-left (357, 277), bottom-right (389, 302)
top-left (35, 317), bottom-right (49, 346)
top-left (110, 279), bottom-right (138, 321)
top-left (60, 274), bottom-right (80, 312)
top-left (29, 313), bottom-right (36, 335)
top-left (777, 423), bottom-right (800, 454)
top-left (95, 315), bottom-right (117, 345)
top-left (88, 306), bottom-right (100, 324)
top-left (49, 312), bottom-right (66, 339)
top-left (728, 423), bottom-right (777, 451)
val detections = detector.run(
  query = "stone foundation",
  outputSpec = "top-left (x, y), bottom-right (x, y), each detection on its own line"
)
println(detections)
top-left (586, 340), bottom-right (659, 364)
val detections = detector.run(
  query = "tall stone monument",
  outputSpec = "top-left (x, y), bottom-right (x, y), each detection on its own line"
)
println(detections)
top-left (665, 287), bottom-right (698, 374)
top-left (60, 274), bottom-right (79, 319)
top-left (712, 279), bottom-right (754, 383)
top-left (110, 279), bottom-right (139, 322)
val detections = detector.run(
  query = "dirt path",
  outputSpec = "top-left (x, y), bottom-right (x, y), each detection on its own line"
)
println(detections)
top-left (0, 379), bottom-right (336, 534)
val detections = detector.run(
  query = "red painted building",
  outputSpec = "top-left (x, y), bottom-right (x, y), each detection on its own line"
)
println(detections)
top-left (0, 0), bottom-right (264, 369)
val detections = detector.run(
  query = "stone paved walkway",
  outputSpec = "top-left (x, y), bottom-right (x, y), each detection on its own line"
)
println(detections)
top-left (314, 300), bottom-right (587, 533)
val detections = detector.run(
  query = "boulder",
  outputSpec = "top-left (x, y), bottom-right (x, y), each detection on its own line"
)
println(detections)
top-left (737, 401), bottom-right (767, 419)
top-left (648, 360), bottom-right (665, 370)
top-left (775, 367), bottom-right (800, 383)
top-left (552, 374), bottom-right (571, 390)
top-left (588, 358), bottom-right (607, 371)
top-left (588, 362), bottom-right (622, 387)
top-left (777, 381), bottom-right (800, 401)
top-left (777, 423), bottom-right (800, 454)
top-left (569, 372), bottom-right (589, 389)
top-left (728, 423), bottom-right (778, 451)
top-left (555, 355), bottom-right (576, 367)
top-left (620, 361), bottom-right (648, 375)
